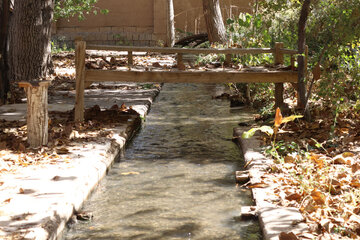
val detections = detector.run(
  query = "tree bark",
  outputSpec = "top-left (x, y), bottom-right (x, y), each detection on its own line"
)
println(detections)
top-left (202, 0), bottom-right (227, 43)
top-left (8, 0), bottom-right (54, 85)
top-left (0, 0), bottom-right (10, 104)
top-left (297, 0), bottom-right (311, 109)
top-left (166, 0), bottom-right (175, 47)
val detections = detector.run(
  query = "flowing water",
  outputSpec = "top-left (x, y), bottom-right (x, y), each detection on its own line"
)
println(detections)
top-left (65, 83), bottom-right (261, 240)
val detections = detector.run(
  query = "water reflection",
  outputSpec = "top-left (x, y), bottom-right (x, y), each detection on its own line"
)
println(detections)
top-left (65, 83), bottom-right (261, 240)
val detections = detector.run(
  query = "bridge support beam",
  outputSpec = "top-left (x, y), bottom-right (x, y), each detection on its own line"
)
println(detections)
top-left (274, 42), bottom-right (285, 111)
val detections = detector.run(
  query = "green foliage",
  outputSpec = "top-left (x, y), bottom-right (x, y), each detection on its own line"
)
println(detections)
top-left (242, 125), bottom-right (274, 139)
top-left (242, 110), bottom-right (303, 162)
top-left (54, 0), bottom-right (109, 21)
top-left (51, 40), bottom-right (73, 53)
top-left (225, 0), bottom-right (360, 113)
top-left (114, 34), bottom-right (131, 46)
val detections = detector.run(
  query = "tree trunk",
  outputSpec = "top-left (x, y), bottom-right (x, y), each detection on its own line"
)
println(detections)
top-left (297, 0), bottom-right (311, 109)
top-left (0, 0), bottom-right (10, 104)
top-left (8, 0), bottom-right (54, 85)
top-left (19, 81), bottom-right (50, 148)
top-left (166, 0), bottom-right (175, 47)
top-left (202, 0), bottom-right (227, 43)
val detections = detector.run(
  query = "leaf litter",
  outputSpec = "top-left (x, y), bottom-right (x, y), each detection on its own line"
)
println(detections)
top-left (253, 107), bottom-right (360, 239)
top-left (0, 52), bottom-right (162, 207)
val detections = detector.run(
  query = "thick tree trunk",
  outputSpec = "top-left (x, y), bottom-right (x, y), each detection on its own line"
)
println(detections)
top-left (0, 0), bottom-right (10, 104)
top-left (202, 0), bottom-right (227, 43)
top-left (8, 0), bottom-right (54, 85)
top-left (166, 0), bottom-right (175, 47)
top-left (19, 81), bottom-right (50, 148)
top-left (297, 0), bottom-right (311, 109)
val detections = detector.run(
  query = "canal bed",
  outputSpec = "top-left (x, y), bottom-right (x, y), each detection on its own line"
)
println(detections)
top-left (65, 83), bottom-right (261, 240)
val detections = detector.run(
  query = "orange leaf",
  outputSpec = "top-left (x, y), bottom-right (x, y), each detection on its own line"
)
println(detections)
top-left (350, 179), bottom-right (360, 188)
top-left (311, 189), bottom-right (326, 205)
top-left (285, 193), bottom-right (302, 202)
top-left (310, 154), bottom-right (324, 168)
top-left (247, 182), bottom-right (270, 188)
top-left (284, 155), bottom-right (296, 163)
top-left (279, 232), bottom-right (299, 240)
top-left (274, 107), bottom-right (283, 127)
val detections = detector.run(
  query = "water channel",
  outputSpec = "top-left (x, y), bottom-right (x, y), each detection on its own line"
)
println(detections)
top-left (65, 83), bottom-right (261, 240)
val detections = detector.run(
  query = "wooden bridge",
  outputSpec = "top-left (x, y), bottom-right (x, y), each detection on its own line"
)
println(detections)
top-left (74, 41), bottom-right (307, 121)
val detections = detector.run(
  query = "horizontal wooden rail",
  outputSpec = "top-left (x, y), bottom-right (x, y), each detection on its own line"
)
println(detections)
top-left (87, 44), bottom-right (298, 55)
top-left (87, 44), bottom-right (278, 55)
top-left (85, 69), bottom-right (298, 84)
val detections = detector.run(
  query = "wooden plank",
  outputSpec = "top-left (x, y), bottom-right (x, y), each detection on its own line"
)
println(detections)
top-left (280, 49), bottom-right (298, 55)
top-left (75, 40), bottom-right (86, 122)
top-left (128, 51), bottom-right (133, 66)
top-left (224, 54), bottom-right (232, 67)
top-left (87, 44), bottom-right (275, 55)
top-left (177, 53), bottom-right (185, 70)
top-left (275, 42), bottom-right (284, 65)
top-left (85, 69), bottom-right (298, 84)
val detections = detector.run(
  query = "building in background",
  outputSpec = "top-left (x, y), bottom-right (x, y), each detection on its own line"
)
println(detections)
top-left (52, 0), bottom-right (252, 47)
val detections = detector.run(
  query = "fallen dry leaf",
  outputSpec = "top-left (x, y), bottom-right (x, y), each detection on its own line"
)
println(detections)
top-left (120, 172), bottom-right (140, 176)
top-left (352, 163), bottom-right (360, 173)
top-left (285, 192), bottom-right (302, 202)
top-left (342, 152), bottom-right (355, 158)
top-left (350, 179), bottom-right (360, 188)
top-left (152, 62), bottom-right (161, 68)
top-left (279, 231), bottom-right (299, 240)
top-left (56, 147), bottom-right (69, 154)
top-left (333, 157), bottom-right (346, 164)
top-left (311, 189), bottom-right (326, 205)
top-left (310, 154), bottom-right (325, 168)
top-left (284, 155), bottom-right (296, 163)
top-left (247, 182), bottom-right (270, 188)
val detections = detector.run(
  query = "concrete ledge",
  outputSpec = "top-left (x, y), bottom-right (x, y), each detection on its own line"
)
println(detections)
top-left (0, 87), bottom-right (160, 239)
top-left (233, 127), bottom-right (308, 240)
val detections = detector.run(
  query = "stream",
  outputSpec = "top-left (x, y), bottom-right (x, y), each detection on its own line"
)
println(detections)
top-left (65, 83), bottom-right (261, 240)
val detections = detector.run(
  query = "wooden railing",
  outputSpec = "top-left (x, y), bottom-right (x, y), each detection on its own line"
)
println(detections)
top-left (74, 41), bottom-right (307, 121)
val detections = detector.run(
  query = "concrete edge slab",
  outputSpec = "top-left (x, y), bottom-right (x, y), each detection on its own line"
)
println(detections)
top-left (0, 88), bottom-right (160, 240)
top-left (233, 127), bottom-right (308, 240)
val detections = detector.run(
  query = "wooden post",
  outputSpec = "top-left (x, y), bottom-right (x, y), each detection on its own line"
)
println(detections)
top-left (274, 42), bottom-right (284, 110)
top-left (274, 42), bottom-right (284, 65)
top-left (224, 54), bottom-right (232, 67)
top-left (128, 51), bottom-right (133, 66)
top-left (19, 81), bottom-right (50, 148)
top-left (177, 53), bottom-right (185, 70)
top-left (75, 40), bottom-right (86, 122)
